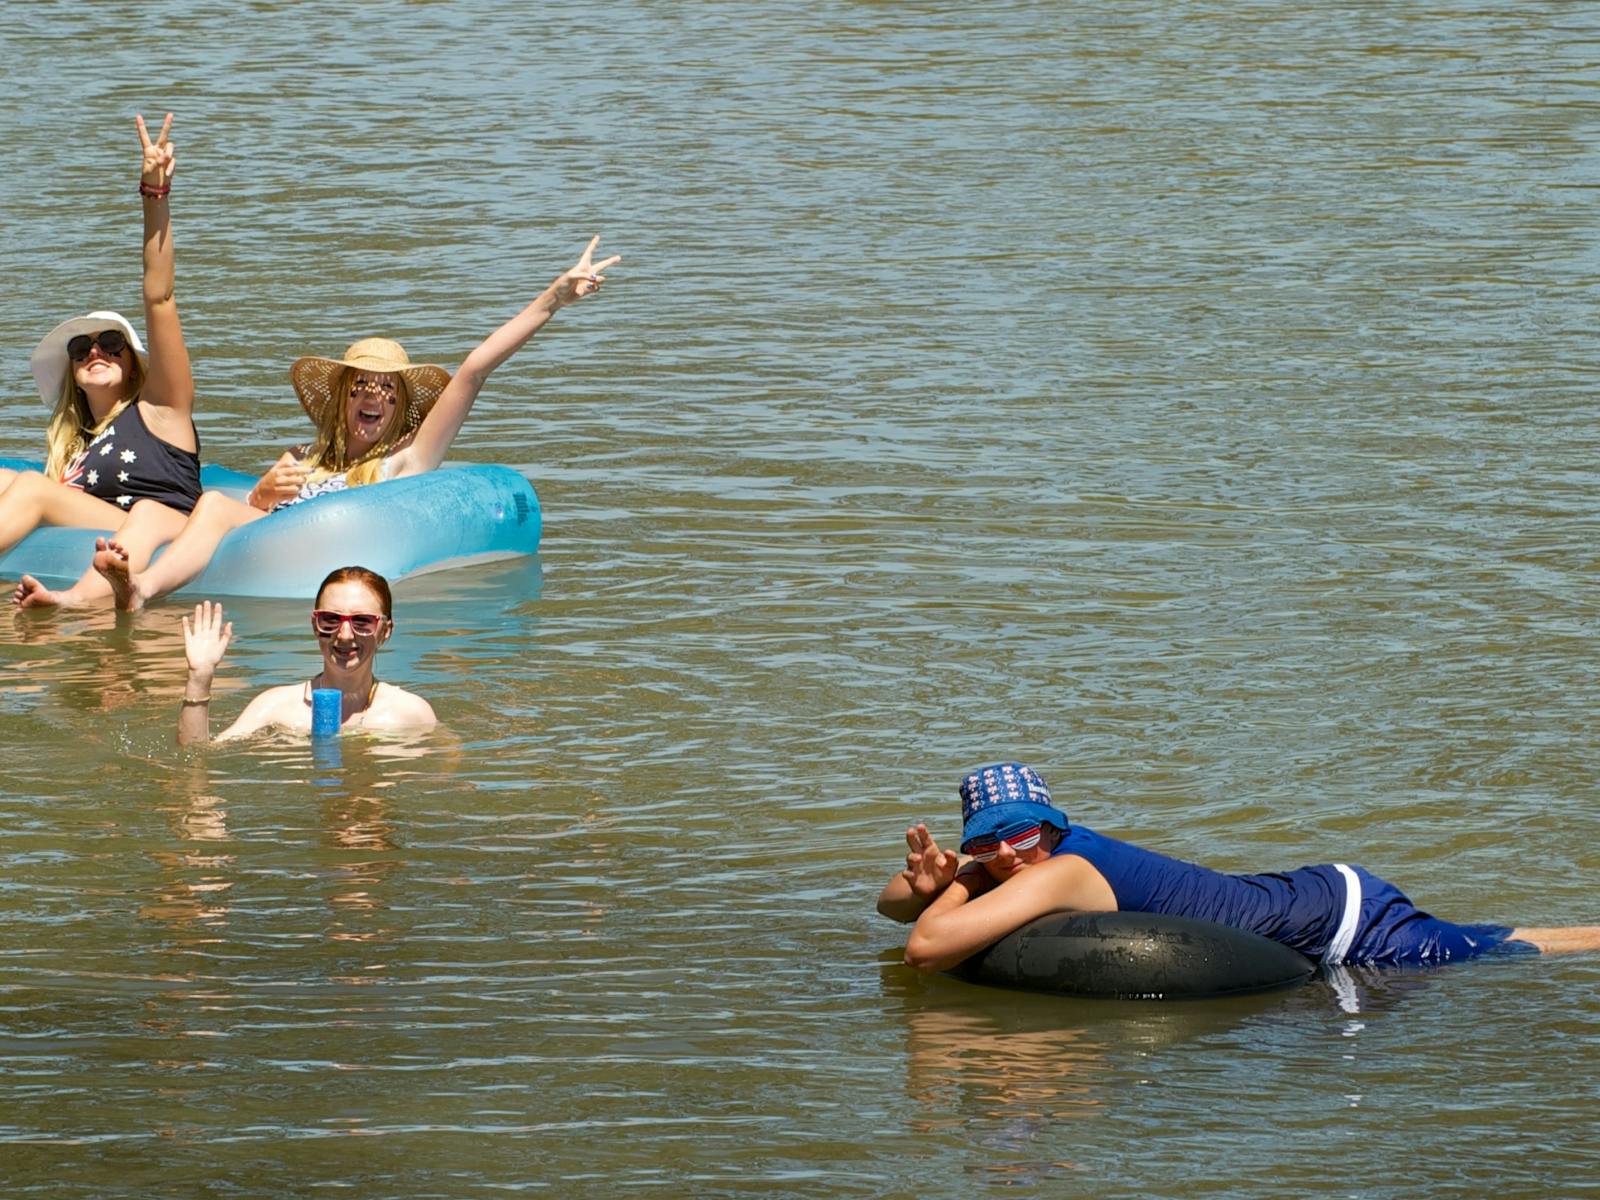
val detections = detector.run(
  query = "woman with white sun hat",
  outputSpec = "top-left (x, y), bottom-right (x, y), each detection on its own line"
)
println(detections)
top-left (4, 113), bottom-right (199, 589)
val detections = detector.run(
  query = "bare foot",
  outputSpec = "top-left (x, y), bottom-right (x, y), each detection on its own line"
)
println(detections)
top-left (13, 573), bottom-right (99, 610)
top-left (1509, 925), bottom-right (1600, 954)
top-left (13, 575), bottom-right (65, 609)
top-left (93, 538), bottom-right (146, 612)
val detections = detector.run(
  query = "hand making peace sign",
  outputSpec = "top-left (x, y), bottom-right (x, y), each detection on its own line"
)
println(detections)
top-left (549, 235), bottom-right (622, 307)
top-left (137, 112), bottom-right (176, 191)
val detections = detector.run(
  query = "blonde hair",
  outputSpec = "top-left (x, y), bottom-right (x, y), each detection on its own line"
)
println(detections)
top-left (43, 355), bottom-right (145, 480)
top-left (299, 369), bottom-right (414, 489)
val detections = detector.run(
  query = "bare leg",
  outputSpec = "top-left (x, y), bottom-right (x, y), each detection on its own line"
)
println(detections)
top-left (1508, 925), bottom-right (1600, 954)
top-left (0, 471), bottom-right (128, 555)
top-left (14, 499), bottom-right (189, 609)
top-left (97, 491), bottom-right (266, 611)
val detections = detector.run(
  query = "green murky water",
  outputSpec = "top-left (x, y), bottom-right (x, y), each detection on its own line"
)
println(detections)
top-left (1, 3), bottom-right (1596, 1195)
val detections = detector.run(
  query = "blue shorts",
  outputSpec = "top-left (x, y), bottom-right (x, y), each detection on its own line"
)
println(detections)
top-left (1343, 865), bottom-right (1527, 965)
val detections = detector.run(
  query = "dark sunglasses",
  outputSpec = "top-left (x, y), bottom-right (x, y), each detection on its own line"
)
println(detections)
top-left (66, 330), bottom-right (130, 362)
top-left (311, 610), bottom-right (386, 637)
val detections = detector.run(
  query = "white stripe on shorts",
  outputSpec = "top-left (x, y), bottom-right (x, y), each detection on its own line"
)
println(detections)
top-left (1323, 863), bottom-right (1363, 965)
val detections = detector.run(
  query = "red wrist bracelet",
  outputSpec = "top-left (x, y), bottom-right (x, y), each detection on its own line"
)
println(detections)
top-left (139, 181), bottom-right (171, 198)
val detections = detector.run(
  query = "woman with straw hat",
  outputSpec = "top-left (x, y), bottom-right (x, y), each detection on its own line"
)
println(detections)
top-left (76, 235), bottom-right (618, 611)
top-left (5, 114), bottom-right (199, 596)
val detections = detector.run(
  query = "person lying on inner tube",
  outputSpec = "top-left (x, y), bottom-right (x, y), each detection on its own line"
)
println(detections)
top-left (176, 565), bottom-right (433, 744)
top-left (18, 236), bottom-right (618, 612)
top-left (877, 761), bottom-right (1600, 972)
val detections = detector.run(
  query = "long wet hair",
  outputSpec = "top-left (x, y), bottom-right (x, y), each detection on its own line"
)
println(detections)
top-left (316, 565), bottom-right (394, 620)
top-left (300, 369), bottom-right (415, 489)
top-left (43, 354), bottom-right (145, 480)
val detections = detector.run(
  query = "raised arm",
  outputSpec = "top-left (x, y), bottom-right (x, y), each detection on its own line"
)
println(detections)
top-left (389, 235), bottom-right (621, 478)
top-left (178, 601), bottom-right (288, 744)
top-left (136, 113), bottom-right (194, 419)
top-left (178, 600), bottom-right (230, 744)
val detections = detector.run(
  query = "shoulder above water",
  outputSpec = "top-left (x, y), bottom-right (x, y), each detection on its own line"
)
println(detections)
top-left (215, 681), bottom-right (436, 741)
top-left (366, 682), bottom-right (437, 729)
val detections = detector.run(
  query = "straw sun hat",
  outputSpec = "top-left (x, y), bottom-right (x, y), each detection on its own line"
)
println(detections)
top-left (289, 338), bottom-right (451, 434)
top-left (29, 311), bottom-right (148, 407)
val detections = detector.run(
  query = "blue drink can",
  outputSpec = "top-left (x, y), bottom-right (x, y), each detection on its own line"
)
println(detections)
top-left (311, 687), bottom-right (343, 737)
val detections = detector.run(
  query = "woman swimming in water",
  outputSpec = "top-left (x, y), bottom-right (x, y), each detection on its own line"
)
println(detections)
top-left (6, 114), bottom-right (198, 596)
top-left (25, 235), bottom-right (618, 610)
top-left (177, 565), bottom-right (432, 744)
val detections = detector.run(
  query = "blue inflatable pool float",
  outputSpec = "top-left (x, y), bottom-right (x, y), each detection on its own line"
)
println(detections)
top-left (0, 457), bottom-right (541, 598)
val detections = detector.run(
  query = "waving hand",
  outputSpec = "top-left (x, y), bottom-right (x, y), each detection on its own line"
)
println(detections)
top-left (901, 824), bottom-right (962, 899)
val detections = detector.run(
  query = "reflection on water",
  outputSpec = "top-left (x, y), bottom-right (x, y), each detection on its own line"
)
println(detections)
top-left (883, 964), bottom-right (1331, 1189)
top-left (898, 1000), bottom-right (1107, 1191)
top-left (139, 757), bottom-right (414, 943)
top-left (7, 605), bottom-right (192, 718)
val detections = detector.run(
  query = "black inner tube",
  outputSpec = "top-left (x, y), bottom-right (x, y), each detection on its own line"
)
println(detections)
top-left (948, 911), bottom-right (1317, 1000)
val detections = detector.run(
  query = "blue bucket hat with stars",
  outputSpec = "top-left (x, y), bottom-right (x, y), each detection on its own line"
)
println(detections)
top-left (958, 762), bottom-right (1068, 853)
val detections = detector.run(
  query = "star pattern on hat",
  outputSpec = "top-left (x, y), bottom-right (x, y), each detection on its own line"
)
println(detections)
top-left (960, 762), bottom-right (1054, 820)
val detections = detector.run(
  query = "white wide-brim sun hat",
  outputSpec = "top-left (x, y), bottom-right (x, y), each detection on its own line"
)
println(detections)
top-left (29, 311), bottom-right (148, 408)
